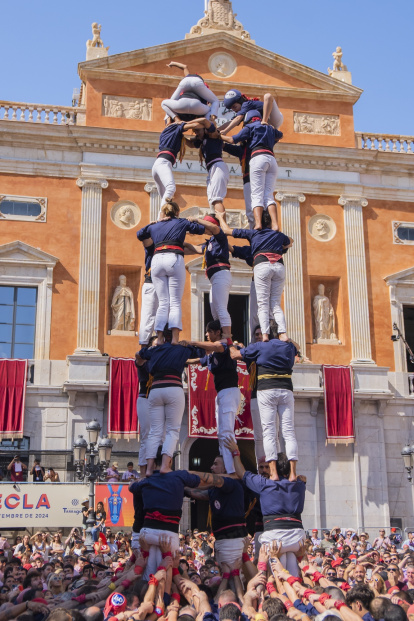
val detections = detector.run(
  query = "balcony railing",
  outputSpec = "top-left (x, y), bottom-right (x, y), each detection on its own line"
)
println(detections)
top-left (0, 100), bottom-right (82, 125)
top-left (355, 132), bottom-right (414, 154)
top-left (408, 373), bottom-right (414, 395)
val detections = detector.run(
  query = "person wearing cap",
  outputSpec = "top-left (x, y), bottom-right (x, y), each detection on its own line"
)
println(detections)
top-left (320, 530), bottom-right (335, 551)
top-left (150, 116), bottom-right (217, 209)
top-left (189, 320), bottom-right (241, 474)
top-left (138, 242), bottom-right (158, 347)
top-left (7, 455), bottom-right (27, 482)
top-left (30, 458), bottom-right (45, 483)
top-left (106, 463), bottom-right (120, 483)
top-left (372, 529), bottom-right (391, 550)
top-left (311, 529), bottom-right (321, 547)
top-left (184, 214), bottom-right (232, 340)
top-left (220, 110), bottom-right (283, 231)
top-left (162, 62), bottom-right (219, 122)
top-left (217, 210), bottom-right (292, 342)
top-left (229, 333), bottom-right (299, 481)
top-left (135, 335), bottom-right (158, 477)
top-left (137, 202), bottom-right (218, 345)
top-left (359, 532), bottom-right (372, 551)
top-left (185, 122), bottom-right (229, 218)
top-left (221, 89), bottom-right (283, 136)
top-left (136, 339), bottom-right (200, 475)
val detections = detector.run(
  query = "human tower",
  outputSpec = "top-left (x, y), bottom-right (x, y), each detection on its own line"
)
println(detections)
top-left (135, 62), bottom-right (299, 484)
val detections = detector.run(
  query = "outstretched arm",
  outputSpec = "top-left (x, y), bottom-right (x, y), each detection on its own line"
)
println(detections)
top-left (229, 346), bottom-right (243, 361)
top-left (184, 487), bottom-right (210, 501)
top-left (167, 61), bottom-right (190, 76)
top-left (188, 216), bottom-right (220, 236)
top-left (220, 115), bottom-right (244, 135)
top-left (215, 211), bottom-right (234, 236)
top-left (183, 242), bottom-right (204, 255)
top-left (190, 339), bottom-right (224, 354)
top-left (183, 118), bottom-right (216, 132)
top-left (188, 471), bottom-right (226, 488)
top-left (224, 437), bottom-right (245, 478)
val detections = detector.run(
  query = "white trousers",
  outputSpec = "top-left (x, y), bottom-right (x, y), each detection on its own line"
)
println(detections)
top-left (146, 387), bottom-right (185, 459)
top-left (151, 253), bottom-right (186, 331)
top-left (152, 158), bottom-right (176, 206)
top-left (137, 396), bottom-right (150, 466)
top-left (268, 100), bottom-right (284, 130)
top-left (251, 397), bottom-right (281, 464)
top-left (207, 161), bottom-right (229, 205)
top-left (209, 270), bottom-right (232, 328)
top-left (215, 387), bottom-right (241, 474)
top-left (138, 282), bottom-right (158, 345)
top-left (136, 528), bottom-right (179, 580)
top-left (244, 182), bottom-right (254, 229)
top-left (250, 154), bottom-right (278, 210)
top-left (259, 528), bottom-right (305, 576)
top-left (257, 388), bottom-right (297, 462)
top-left (214, 537), bottom-right (245, 565)
top-left (253, 261), bottom-right (286, 335)
top-left (161, 76), bottom-right (219, 119)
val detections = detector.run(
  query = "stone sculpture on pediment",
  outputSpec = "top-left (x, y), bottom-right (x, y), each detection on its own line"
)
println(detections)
top-left (86, 23), bottom-right (109, 60)
top-left (188, 0), bottom-right (252, 41)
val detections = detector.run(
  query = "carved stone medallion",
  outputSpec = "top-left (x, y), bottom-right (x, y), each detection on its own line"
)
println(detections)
top-left (110, 201), bottom-right (141, 230)
top-left (308, 214), bottom-right (336, 242)
top-left (208, 52), bottom-right (237, 78)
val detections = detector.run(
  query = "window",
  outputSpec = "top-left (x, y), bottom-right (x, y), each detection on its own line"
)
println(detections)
top-left (0, 195), bottom-right (46, 222)
top-left (393, 222), bottom-right (414, 245)
top-left (0, 286), bottom-right (37, 359)
top-left (0, 200), bottom-right (41, 217)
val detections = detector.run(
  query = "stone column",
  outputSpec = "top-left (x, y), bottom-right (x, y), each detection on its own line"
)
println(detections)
top-left (276, 192), bottom-right (306, 355)
top-left (339, 195), bottom-right (374, 363)
top-left (145, 182), bottom-right (161, 222)
top-left (75, 177), bottom-right (108, 353)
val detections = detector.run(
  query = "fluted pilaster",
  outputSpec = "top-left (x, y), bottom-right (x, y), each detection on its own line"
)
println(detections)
top-left (145, 182), bottom-right (161, 222)
top-left (339, 195), bottom-right (374, 363)
top-left (276, 192), bottom-right (306, 355)
top-left (75, 177), bottom-right (108, 353)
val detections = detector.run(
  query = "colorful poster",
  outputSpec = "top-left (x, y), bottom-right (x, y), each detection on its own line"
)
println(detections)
top-left (0, 483), bottom-right (88, 527)
top-left (95, 483), bottom-right (134, 528)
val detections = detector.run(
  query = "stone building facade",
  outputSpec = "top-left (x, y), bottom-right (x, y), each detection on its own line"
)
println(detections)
top-left (1, 3), bottom-right (414, 533)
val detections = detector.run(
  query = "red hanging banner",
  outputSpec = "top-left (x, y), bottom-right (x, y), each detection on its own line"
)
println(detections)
top-left (108, 358), bottom-right (139, 440)
top-left (323, 365), bottom-right (354, 445)
top-left (188, 362), bottom-right (254, 439)
top-left (0, 359), bottom-right (28, 440)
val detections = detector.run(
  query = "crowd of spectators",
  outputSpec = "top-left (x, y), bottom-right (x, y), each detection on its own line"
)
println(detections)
top-left (0, 525), bottom-right (412, 621)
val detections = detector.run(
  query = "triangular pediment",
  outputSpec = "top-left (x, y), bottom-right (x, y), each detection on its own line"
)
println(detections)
top-left (79, 33), bottom-right (362, 103)
top-left (385, 267), bottom-right (414, 286)
top-left (0, 241), bottom-right (59, 266)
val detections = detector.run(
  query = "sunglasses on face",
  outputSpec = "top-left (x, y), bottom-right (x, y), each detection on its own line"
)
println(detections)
top-left (327, 572), bottom-right (336, 577)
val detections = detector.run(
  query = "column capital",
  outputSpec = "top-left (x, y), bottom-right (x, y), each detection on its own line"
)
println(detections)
top-left (276, 192), bottom-right (306, 203)
top-left (339, 195), bottom-right (368, 208)
top-left (76, 177), bottom-right (108, 189)
top-left (144, 182), bottom-right (158, 194)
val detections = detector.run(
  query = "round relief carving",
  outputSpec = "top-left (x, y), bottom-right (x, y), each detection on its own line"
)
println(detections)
top-left (208, 52), bottom-right (237, 78)
top-left (308, 214), bottom-right (336, 242)
top-left (110, 200), bottom-right (141, 230)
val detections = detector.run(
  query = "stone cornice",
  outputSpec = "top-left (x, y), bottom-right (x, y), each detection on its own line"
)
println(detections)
top-left (80, 68), bottom-right (358, 103)
top-left (78, 32), bottom-right (362, 101)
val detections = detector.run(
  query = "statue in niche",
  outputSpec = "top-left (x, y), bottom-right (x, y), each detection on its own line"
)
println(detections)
top-left (313, 284), bottom-right (337, 342)
top-left (111, 275), bottom-right (135, 331)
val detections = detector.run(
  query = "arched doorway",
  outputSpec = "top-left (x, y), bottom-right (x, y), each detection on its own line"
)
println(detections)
top-left (188, 438), bottom-right (256, 531)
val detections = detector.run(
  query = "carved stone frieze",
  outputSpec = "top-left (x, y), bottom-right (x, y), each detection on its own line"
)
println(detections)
top-left (294, 112), bottom-right (340, 136)
top-left (102, 95), bottom-right (152, 120)
top-left (180, 206), bottom-right (248, 229)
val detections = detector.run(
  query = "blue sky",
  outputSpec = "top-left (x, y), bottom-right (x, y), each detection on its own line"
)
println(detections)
top-left (1, 0), bottom-right (412, 135)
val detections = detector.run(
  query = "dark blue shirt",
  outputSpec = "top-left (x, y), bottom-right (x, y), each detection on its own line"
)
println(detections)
top-left (223, 143), bottom-right (252, 184)
top-left (199, 343), bottom-right (238, 393)
top-left (232, 227), bottom-right (290, 258)
top-left (144, 244), bottom-right (154, 273)
top-left (243, 471), bottom-right (306, 519)
top-left (231, 244), bottom-right (253, 267)
top-left (240, 340), bottom-right (297, 391)
top-left (239, 100), bottom-right (264, 117)
top-left (137, 363), bottom-right (150, 397)
top-left (137, 217), bottom-right (205, 247)
top-left (231, 121), bottom-right (278, 153)
top-left (158, 122), bottom-right (188, 161)
top-left (131, 470), bottom-right (200, 511)
top-left (208, 478), bottom-right (247, 539)
top-left (202, 229), bottom-right (230, 279)
top-left (139, 342), bottom-right (198, 377)
top-left (194, 136), bottom-right (223, 169)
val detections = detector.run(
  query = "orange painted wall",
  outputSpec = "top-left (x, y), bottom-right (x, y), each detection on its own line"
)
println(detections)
top-left (0, 173), bottom-right (81, 359)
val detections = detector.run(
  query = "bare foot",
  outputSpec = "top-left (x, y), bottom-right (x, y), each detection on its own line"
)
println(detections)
top-left (278, 333), bottom-right (288, 342)
top-left (145, 469), bottom-right (153, 477)
top-left (270, 473), bottom-right (279, 481)
top-left (254, 225), bottom-right (262, 231)
top-left (160, 466), bottom-right (173, 474)
top-left (171, 340), bottom-right (179, 345)
top-left (289, 474), bottom-right (297, 482)
top-left (271, 225), bottom-right (279, 231)
top-left (262, 335), bottom-right (270, 342)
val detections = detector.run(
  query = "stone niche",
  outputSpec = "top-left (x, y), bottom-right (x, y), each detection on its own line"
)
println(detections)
top-left (309, 276), bottom-right (343, 345)
top-left (107, 266), bottom-right (141, 335)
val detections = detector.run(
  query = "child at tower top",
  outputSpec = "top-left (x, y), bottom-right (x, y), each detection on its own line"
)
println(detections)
top-left (220, 90), bottom-right (283, 136)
